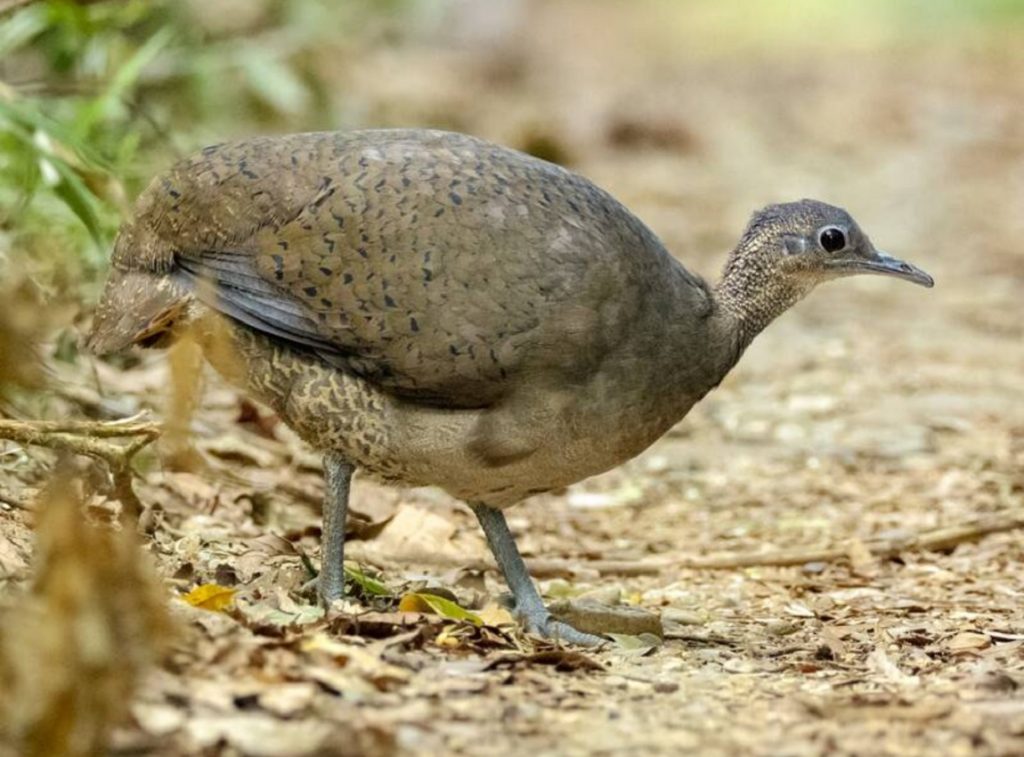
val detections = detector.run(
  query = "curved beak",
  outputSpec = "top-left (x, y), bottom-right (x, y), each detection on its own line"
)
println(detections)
top-left (828, 249), bottom-right (934, 288)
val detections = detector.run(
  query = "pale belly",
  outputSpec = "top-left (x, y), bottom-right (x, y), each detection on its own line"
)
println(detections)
top-left (194, 312), bottom-right (691, 508)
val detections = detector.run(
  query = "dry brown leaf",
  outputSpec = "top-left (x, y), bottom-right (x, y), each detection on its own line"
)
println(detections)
top-left (820, 626), bottom-right (848, 659)
top-left (548, 598), bottom-right (663, 637)
top-left (0, 530), bottom-right (30, 580)
top-left (359, 504), bottom-right (479, 565)
top-left (182, 714), bottom-right (337, 756)
top-left (302, 634), bottom-right (411, 690)
top-left (254, 682), bottom-right (318, 718)
top-left (846, 538), bottom-right (877, 577)
top-left (867, 647), bottom-right (919, 688)
top-left (234, 596), bottom-right (324, 634)
top-left (945, 631), bottom-right (991, 654)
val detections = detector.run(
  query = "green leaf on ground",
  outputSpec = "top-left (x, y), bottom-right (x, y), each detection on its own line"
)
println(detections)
top-left (398, 592), bottom-right (482, 625)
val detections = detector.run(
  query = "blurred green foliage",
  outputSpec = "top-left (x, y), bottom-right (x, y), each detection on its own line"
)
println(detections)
top-left (3, 0), bottom-right (1018, 298)
top-left (0, 0), bottom-right (409, 293)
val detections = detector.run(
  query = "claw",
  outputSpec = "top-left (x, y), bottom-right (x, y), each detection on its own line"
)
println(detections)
top-left (520, 607), bottom-right (607, 647)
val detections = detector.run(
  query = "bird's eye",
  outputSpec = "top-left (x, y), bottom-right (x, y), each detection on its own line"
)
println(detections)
top-left (819, 227), bottom-right (847, 252)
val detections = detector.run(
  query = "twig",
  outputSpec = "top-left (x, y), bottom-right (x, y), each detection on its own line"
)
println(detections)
top-left (439, 556), bottom-right (665, 578)
top-left (344, 512), bottom-right (1024, 578)
top-left (0, 413), bottom-right (159, 439)
top-left (673, 512), bottom-right (1024, 570)
top-left (525, 557), bottom-right (664, 578)
top-left (662, 631), bottom-right (739, 647)
top-left (0, 416), bottom-right (161, 516)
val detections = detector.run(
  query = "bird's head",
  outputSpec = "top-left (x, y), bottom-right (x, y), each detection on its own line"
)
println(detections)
top-left (84, 219), bottom-right (193, 356)
top-left (717, 199), bottom-right (933, 338)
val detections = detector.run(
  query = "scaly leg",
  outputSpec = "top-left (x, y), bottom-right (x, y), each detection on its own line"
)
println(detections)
top-left (470, 502), bottom-right (604, 646)
top-left (319, 452), bottom-right (354, 604)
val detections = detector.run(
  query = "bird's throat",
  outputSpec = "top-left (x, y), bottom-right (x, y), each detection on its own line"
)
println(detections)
top-left (713, 266), bottom-right (809, 353)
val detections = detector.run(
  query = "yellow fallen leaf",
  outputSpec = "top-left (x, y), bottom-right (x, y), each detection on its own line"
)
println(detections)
top-left (397, 592), bottom-right (481, 625)
top-left (434, 627), bottom-right (463, 648)
top-left (477, 603), bottom-right (516, 628)
top-left (181, 583), bottom-right (237, 612)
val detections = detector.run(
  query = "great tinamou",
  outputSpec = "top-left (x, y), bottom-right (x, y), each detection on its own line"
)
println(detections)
top-left (87, 129), bottom-right (933, 645)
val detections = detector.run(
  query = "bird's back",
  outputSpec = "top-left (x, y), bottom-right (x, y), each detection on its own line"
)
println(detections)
top-left (107, 129), bottom-right (710, 410)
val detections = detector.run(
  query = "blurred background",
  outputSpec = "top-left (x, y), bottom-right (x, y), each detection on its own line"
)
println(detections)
top-left (2, 2), bottom-right (1024, 754)
top-left (3, 0), bottom-right (1024, 292)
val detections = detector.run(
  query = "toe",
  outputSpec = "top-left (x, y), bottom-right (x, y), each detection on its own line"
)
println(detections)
top-left (542, 619), bottom-right (607, 647)
top-left (519, 608), bottom-right (607, 646)
top-left (317, 576), bottom-right (345, 606)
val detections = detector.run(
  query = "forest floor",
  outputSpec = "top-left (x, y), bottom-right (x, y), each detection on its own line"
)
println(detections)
top-left (2, 3), bottom-right (1024, 755)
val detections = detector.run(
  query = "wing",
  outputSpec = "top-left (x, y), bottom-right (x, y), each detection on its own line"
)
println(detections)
top-left (129, 130), bottom-right (699, 407)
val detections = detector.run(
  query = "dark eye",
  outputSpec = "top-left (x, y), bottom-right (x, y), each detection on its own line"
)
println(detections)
top-left (819, 227), bottom-right (847, 252)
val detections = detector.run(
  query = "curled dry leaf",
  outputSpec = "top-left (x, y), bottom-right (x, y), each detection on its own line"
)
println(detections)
top-left (183, 714), bottom-right (336, 757)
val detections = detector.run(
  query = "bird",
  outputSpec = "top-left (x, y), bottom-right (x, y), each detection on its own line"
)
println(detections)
top-left (86, 129), bottom-right (934, 645)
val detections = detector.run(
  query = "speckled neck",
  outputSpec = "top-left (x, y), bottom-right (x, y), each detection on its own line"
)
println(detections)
top-left (713, 247), bottom-right (809, 353)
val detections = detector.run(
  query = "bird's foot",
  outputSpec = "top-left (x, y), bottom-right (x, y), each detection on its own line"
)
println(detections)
top-left (516, 603), bottom-right (607, 647)
top-left (307, 573), bottom-right (344, 608)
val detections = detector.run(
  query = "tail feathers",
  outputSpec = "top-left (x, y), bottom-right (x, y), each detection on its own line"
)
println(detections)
top-left (85, 270), bottom-right (190, 355)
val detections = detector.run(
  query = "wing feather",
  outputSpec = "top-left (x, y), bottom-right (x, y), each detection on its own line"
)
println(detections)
top-left (130, 130), bottom-right (696, 408)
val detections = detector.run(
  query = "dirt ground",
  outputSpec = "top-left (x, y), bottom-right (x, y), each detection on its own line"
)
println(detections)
top-left (2, 2), bottom-right (1024, 755)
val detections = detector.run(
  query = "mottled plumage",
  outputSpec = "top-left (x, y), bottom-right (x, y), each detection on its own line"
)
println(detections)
top-left (88, 129), bottom-right (933, 644)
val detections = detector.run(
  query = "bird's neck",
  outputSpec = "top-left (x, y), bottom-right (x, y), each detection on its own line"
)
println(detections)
top-left (712, 259), bottom-right (809, 354)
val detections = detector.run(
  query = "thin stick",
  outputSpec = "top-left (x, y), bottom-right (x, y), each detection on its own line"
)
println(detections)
top-left (0, 416), bottom-right (159, 438)
top-left (525, 558), bottom-right (664, 578)
top-left (673, 511), bottom-right (1024, 570)
top-left (0, 417), bottom-right (161, 516)
top-left (420, 511), bottom-right (1024, 576)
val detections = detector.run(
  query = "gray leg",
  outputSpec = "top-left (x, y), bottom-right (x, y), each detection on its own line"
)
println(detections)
top-left (470, 502), bottom-right (604, 646)
top-left (319, 452), bottom-right (354, 604)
